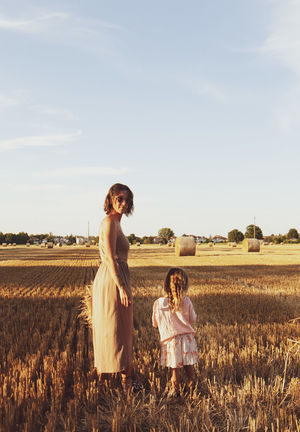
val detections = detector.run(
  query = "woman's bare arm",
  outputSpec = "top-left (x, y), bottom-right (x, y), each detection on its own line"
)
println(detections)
top-left (101, 217), bottom-right (132, 307)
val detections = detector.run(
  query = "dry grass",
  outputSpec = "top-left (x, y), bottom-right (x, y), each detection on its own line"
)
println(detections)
top-left (1, 244), bottom-right (300, 431)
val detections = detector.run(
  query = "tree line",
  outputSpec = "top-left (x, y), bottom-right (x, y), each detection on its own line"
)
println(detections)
top-left (228, 226), bottom-right (300, 243)
top-left (0, 232), bottom-right (30, 244)
top-left (2, 226), bottom-right (299, 246)
top-left (0, 232), bottom-right (77, 245)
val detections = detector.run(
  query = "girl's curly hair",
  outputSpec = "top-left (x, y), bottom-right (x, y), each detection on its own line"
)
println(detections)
top-left (164, 267), bottom-right (189, 312)
top-left (104, 183), bottom-right (134, 216)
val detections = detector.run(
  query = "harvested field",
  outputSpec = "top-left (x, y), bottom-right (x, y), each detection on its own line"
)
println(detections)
top-left (1, 244), bottom-right (300, 431)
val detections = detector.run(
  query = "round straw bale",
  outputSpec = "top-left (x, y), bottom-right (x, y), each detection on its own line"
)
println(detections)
top-left (2, 243), bottom-right (7, 247)
top-left (47, 242), bottom-right (53, 249)
top-left (209, 242), bottom-right (214, 247)
top-left (85, 242), bottom-right (90, 247)
top-left (12, 243), bottom-right (16, 246)
top-left (136, 242), bottom-right (140, 246)
top-left (242, 238), bottom-right (260, 252)
top-left (26, 243), bottom-right (30, 247)
top-left (270, 242), bottom-right (274, 245)
top-left (167, 242), bottom-right (172, 247)
top-left (232, 242), bottom-right (237, 247)
top-left (175, 236), bottom-right (196, 257)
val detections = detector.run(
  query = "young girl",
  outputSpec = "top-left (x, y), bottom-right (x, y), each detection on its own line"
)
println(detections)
top-left (152, 267), bottom-right (198, 394)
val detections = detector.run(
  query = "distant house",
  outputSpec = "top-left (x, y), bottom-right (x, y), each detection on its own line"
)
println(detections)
top-left (213, 235), bottom-right (227, 243)
top-left (194, 236), bottom-right (207, 244)
top-left (76, 236), bottom-right (87, 245)
top-left (54, 236), bottom-right (66, 245)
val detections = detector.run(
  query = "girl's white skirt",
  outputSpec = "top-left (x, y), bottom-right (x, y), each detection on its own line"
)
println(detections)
top-left (160, 333), bottom-right (198, 368)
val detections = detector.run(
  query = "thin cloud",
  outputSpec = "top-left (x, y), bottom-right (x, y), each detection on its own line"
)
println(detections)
top-left (0, 92), bottom-right (19, 111)
top-left (0, 9), bottom-right (124, 54)
top-left (17, 184), bottom-right (66, 191)
top-left (0, 12), bottom-right (68, 33)
top-left (179, 76), bottom-right (225, 102)
top-left (32, 105), bottom-right (76, 121)
top-left (258, 1), bottom-right (300, 133)
top-left (258, 1), bottom-right (300, 74)
top-left (41, 166), bottom-right (129, 178)
top-left (0, 130), bottom-right (82, 152)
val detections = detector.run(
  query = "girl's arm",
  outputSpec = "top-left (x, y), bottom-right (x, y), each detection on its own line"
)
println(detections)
top-left (102, 217), bottom-right (132, 307)
top-left (152, 300), bottom-right (158, 328)
top-left (188, 298), bottom-right (197, 324)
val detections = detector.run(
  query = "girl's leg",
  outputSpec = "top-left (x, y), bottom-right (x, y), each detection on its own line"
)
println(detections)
top-left (121, 365), bottom-right (132, 391)
top-left (183, 365), bottom-right (194, 388)
top-left (171, 368), bottom-right (180, 392)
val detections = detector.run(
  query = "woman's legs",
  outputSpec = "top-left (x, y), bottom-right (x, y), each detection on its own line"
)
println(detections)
top-left (121, 365), bottom-right (132, 391)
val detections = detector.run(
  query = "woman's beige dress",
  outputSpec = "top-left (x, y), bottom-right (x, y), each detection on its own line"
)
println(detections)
top-left (92, 225), bottom-right (133, 373)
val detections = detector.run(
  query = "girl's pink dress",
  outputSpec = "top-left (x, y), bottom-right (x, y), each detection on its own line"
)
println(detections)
top-left (152, 296), bottom-right (198, 368)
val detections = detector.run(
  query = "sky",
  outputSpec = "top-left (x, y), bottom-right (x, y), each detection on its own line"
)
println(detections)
top-left (1, 0), bottom-right (300, 238)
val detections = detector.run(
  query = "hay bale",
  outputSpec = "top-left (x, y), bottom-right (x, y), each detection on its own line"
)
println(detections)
top-left (85, 242), bottom-right (90, 247)
top-left (264, 242), bottom-right (269, 246)
top-left (136, 242), bottom-right (141, 247)
top-left (242, 238), bottom-right (260, 252)
top-left (2, 243), bottom-right (7, 247)
top-left (232, 242), bottom-right (237, 247)
top-left (270, 242), bottom-right (274, 245)
top-left (209, 242), bottom-right (214, 247)
top-left (12, 243), bottom-right (16, 246)
top-left (47, 242), bottom-right (53, 249)
top-left (167, 242), bottom-right (172, 247)
top-left (175, 236), bottom-right (196, 257)
top-left (26, 243), bottom-right (30, 247)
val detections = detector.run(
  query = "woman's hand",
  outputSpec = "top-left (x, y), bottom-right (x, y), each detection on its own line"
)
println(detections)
top-left (119, 287), bottom-right (132, 307)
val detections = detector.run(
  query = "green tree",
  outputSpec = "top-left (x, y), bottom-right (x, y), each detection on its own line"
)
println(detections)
top-left (158, 228), bottom-right (174, 244)
top-left (65, 234), bottom-right (76, 244)
top-left (5, 233), bottom-right (16, 244)
top-left (127, 233), bottom-right (137, 245)
top-left (228, 229), bottom-right (244, 243)
top-left (16, 232), bottom-right (29, 244)
top-left (142, 236), bottom-right (154, 244)
top-left (245, 224), bottom-right (263, 240)
top-left (0, 232), bottom-right (5, 244)
top-left (287, 228), bottom-right (299, 239)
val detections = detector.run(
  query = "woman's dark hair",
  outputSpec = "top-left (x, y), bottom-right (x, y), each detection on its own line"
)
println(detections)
top-left (104, 183), bottom-right (134, 216)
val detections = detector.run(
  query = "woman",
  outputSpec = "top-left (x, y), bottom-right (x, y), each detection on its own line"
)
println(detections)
top-left (92, 183), bottom-right (134, 389)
